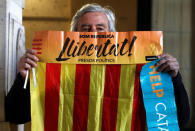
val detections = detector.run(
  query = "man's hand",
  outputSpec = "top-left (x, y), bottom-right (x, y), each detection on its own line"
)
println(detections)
top-left (18, 49), bottom-right (39, 78)
top-left (156, 53), bottom-right (179, 78)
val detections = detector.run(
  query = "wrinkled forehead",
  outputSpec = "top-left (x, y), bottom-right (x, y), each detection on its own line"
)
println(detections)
top-left (77, 12), bottom-right (109, 28)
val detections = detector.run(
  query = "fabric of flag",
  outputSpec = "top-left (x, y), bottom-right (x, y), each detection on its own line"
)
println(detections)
top-left (30, 62), bottom-right (147, 131)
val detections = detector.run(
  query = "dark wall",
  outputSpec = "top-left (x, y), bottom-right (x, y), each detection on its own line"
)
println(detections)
top-left (137, 0), bottom-right (151, 30)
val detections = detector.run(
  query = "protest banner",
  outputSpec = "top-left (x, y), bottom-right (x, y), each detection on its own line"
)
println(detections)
top-left (31, 31), bottom-right (163, 64)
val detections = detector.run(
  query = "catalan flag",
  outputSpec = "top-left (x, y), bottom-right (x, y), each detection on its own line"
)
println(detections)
top-left (30, 62), bottom-right (147, 131)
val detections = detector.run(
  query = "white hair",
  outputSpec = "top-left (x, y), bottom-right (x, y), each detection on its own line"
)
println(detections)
top-left (70, 3), bottom-right (116, 32)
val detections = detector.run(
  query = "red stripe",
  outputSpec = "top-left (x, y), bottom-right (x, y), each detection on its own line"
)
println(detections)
top-left (44, 63), bottom-right (61, 131)
top-left (32, 47), bottom-right (42, 50)
top-left (37, 52), bottom-right (42, 54)
top-left (33, 39), bottom-right (42, 42)
top-left (101, 65), bottom-right (121, 131)
top-left (72, 65), bottom-right (91, 131)
top-left (131, 64), bottom-right (146, 131)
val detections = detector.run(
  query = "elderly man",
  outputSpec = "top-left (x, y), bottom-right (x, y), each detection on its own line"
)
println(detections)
top-left (6, 3), bottom-right (190, 128)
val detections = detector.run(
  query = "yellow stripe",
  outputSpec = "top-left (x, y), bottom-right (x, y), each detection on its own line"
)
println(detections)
top-left (116, 64), bottom-right (136, 131)
top-left (87, 65), bottom-right (106, 131)
top-left (58, 64), bottom-right (76, 131)
top-left (30, 62), bottom-right (46, 131)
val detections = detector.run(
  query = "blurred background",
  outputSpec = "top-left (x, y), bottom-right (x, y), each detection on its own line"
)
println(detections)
top-left (0, 0), bottom-right (194, 130)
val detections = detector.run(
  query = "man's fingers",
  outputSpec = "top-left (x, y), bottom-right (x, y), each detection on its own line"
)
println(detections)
top-left (25, 58), bottom-right (37, 67)
top-left (156, 57), bottom-right (170, 66)
top-left (24, 63), bottom-right (32, 70)
top-left (26, 49), bottom-right (36, 55)
top-left (23, 49), bottom-right (39, 68)
top-left (156, 58), bottom-right (166, 66)
top-left (156, 55), bottom-right (177, 66)
top-left (18, 49), bottom-right (39, 78)
top-left (25, 52), bottom-right (39, 62)
top-left (156, 56), bottom-right (179, 77)
top-left (157, 60), bottom-right (178, 71)
top-left (157, 62), bottom-right (169, 72)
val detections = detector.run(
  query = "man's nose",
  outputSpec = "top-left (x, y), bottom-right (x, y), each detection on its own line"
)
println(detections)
top-left (90, 26), bottom-right (97, 32)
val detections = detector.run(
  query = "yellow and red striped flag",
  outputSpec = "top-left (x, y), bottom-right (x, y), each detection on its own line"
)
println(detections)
top-left (30, 31), bottom-right (163, 131)
top-left (30, 63), bottom-right (147, 131)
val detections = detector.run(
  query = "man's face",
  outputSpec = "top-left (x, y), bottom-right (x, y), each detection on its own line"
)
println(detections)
top-left (77, 12), bottom-right (109, 32)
